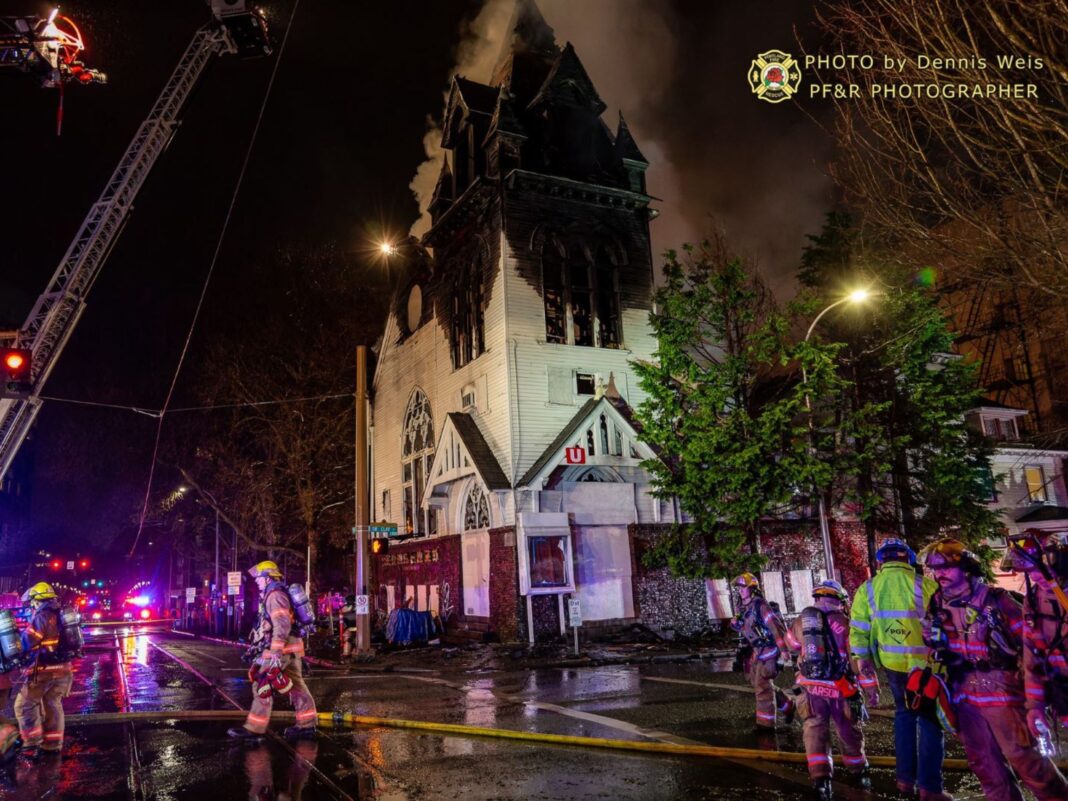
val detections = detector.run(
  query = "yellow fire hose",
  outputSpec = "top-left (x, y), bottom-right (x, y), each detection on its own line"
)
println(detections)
top-left (63, 708), bottom-right (1067, 771)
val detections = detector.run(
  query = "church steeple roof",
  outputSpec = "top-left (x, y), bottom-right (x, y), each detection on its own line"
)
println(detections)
top-left (491, 0), bottom-right (559, 90)
top-left (527, 42), bottom-right (607, 115)
top-left (613, 112), bottom-right (647, 164)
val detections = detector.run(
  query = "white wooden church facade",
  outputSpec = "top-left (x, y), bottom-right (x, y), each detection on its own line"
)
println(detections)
top-left (368, 2), bottom-right (684, 640)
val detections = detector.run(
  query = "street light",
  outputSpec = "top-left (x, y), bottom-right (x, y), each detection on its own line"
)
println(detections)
top-left (378, 242), bottom-right (396, 257)
top-left (802, 288), bottom-right (879, 581)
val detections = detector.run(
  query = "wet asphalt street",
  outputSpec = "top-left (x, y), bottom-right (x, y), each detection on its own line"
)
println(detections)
top-left (0, 625), bottom-right (1024, 800)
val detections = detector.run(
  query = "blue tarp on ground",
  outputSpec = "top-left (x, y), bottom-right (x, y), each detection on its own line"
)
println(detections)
top-left (386, 608), bottom-right (437, 645)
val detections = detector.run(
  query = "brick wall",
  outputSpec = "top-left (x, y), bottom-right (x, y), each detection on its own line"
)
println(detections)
top-left (758, 519), bottom-right (879, 599)
top-left (630, 524), bottom-right (713, 637)
top-left (488, 526), bottom-right (521, 642)
top-left (373, 535), bottom-right (462, 621)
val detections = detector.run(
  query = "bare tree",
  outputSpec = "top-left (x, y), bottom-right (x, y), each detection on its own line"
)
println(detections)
top-left (165, 245), bottom-right (389, 596)
top-left (817, 0), bottom-right (1068, 299)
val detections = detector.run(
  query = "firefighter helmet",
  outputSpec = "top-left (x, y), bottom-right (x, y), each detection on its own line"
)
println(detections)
top-left (21, 581), bottom-right (57, 604)
top-left (812, 579), bottom-right (849, 602)
top-left (875, 537), bottom-right (916, 566)
top-left (732, 572), bottom-right (760, 591)
top-left (1001, 530), bottom-right (1045, 573)
top-left (1044, 531), bottom-right (1068, 578)
top-left (248, 560), bottom-right (283, 579)
top-left (921, 539), bottom-right (981, 575)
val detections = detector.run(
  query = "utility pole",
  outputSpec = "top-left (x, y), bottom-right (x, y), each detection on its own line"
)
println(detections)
top-left (214, 508), bottom-right (220, 635)
top-left (355, 345), bottom-right (371, 655)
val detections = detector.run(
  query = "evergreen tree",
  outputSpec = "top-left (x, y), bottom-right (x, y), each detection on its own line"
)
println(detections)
top-left (632, 237), bottom-right (843, 579)
top-left (798, 214), bottom-right (1003, 566)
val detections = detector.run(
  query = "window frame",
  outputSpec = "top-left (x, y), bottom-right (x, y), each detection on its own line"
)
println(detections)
top-left (541, 239), bottom-right (623, 349)
top-left (1024, 465), bottom-right (1048, 504)
top-left (401, 390), bottom-right (435, 536)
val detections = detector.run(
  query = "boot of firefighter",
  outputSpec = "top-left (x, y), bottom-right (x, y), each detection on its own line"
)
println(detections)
top-left (854, 766), bottom-right (872, 791)
top-left (283, 725), bottom-right (317, 739)
top-left (776, 687), bottom-right (798, 726)
top-left (813, 776), bottom-right (834, 800)
top-left (227, 726), bottom-right (264, 741)
top-left (918, 791), bottom-right (955, 801)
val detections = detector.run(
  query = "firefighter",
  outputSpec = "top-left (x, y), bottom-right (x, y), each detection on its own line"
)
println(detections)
top-left (786, 580), bottom-right (868, 799)
top-left (228, 561), bottom-right (318, 740)
top-left (14, 582), bottom-right (74, 755)
top-left (1005, 530), bottom-right (1068, 734)
top-left (923, 539), bottom-right (1067, 801)
top-left (849, 537), bottom-right (944, 798)
top-left (730, 572), bottom-right (793, 730)
top-left (0, 674), bottom-right (18, 764)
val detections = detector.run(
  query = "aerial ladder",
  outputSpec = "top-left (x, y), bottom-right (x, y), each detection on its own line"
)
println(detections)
top-left (0, 2), bottom-right (271, 481)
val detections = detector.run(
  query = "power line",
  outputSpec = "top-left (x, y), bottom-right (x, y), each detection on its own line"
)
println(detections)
top-left (130, 0), bottom-right (303, 557)
top-left (38, 391), bottom-right (353, 417)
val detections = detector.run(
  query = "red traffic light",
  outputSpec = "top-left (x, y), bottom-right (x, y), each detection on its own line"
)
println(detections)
top-left (51, 559), bottom-right (62, 570)
top-left (79, 559), bottom-right (89, 569)
top-left (1, 348), bottom-right (30, 378)
top-left (0, 347), bottom-right (32, 399)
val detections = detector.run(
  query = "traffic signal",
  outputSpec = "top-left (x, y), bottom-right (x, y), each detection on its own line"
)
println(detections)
top-left (0, 347), bottom-right (33, 399)
top-left (370, 538), bottom-right (389, 555)
top-left (79, 559), bottom-right (89, 569)
top-left (50, 559), bottom-right (62, 570)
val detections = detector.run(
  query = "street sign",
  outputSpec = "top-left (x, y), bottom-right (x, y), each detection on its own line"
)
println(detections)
top-left (355, 595), bottom-right (369, 615)
top-left (565, 446), bottom-right (585, 465)
top-left (185, 587), bottom-right (196, 603)
top-left (568, 598), bottom-right (582, 627)
top-left (369, 520), bottom-right (398, 538)
top-left (226, 571), bottom-right (242, 588)
top-left (227, 584), bottom-right (239, 596)
top-left (66, 561), bottom-right (75, 571)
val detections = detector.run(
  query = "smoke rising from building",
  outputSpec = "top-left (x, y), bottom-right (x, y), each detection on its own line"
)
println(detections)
top-left (408, 0), bottom-right (833, 294)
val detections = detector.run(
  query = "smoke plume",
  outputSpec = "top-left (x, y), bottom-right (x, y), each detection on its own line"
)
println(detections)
top-left (408, 0), bottom-right (833, 294)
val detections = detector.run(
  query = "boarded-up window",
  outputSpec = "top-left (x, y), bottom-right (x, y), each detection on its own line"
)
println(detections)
top-left (548, 366), bottom-right (573, 405)
top-left (760, 570), bottom-right (788, 615)
top-left (789, 569), bottom-right (814, 615)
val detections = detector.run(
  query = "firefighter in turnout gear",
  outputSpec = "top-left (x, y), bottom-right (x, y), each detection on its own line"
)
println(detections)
top-left (0, 602), bottom-right (24, 763)
top-left (849, 537), bottom-right (945, 798)
top-left (228, 561), bottom-right (318, 740)
top-left (786, 580), bottom-right (869, 799)
top-left (730, 573), bottom-right (793, 730)
top-left (14, 582), bottom-right (75, 755)
top-left (923, 539), bottom-right (1067, 801)
top-left (1005, 530), bottom-right (1068, 734)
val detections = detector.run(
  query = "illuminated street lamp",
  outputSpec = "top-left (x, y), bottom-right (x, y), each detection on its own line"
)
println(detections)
top-left (378, 241), bottom-right (396, 257)
top-left (802, 289), bottom-right (880, 581)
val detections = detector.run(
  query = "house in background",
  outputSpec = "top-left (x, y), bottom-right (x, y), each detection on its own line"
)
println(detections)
top-left (967, 404), bottom-right (1068, 591)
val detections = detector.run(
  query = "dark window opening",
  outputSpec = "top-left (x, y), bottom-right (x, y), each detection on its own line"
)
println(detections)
top-left (452, 256), bottom-right (485, 368)
top-left (576, 373), bottom-right (596, 395)
top-left (542, 239), bottom-right (622, 349)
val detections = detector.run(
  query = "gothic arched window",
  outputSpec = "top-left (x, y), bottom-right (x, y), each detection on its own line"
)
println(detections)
top-left (542, 238), bottom-right (622, 348)
top-left (451, 254), bottom-right (485, 368)
top-left (463, 483), bottom-right (491, 531)
top-left (402, 390), bottom-right (435, 536)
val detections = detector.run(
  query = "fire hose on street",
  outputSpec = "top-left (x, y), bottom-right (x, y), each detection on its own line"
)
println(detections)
top-left (61, 707), bottom-right (1068, 772)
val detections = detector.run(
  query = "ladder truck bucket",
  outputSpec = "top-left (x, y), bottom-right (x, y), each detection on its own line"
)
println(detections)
top-left (209, 1), bottom-right (272, 58)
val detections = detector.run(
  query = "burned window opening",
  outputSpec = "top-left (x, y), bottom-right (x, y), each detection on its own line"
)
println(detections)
top-left (542, 239), bottom-right (622, 348)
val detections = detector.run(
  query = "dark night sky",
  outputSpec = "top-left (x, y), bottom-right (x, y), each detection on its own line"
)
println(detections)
top-left (1, 1), bottom-right (834, 554)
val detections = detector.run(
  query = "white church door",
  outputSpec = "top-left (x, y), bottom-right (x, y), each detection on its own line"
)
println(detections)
top-left (461, 530), bottom-right (491, 618)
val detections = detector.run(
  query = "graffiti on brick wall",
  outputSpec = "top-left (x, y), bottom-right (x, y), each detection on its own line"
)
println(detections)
top-left (439, 581), bottom-right (455, 622)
